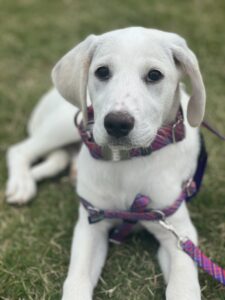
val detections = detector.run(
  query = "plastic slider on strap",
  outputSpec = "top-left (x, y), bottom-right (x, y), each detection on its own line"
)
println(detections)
top-left (87, 206), bottom-right (105, 224)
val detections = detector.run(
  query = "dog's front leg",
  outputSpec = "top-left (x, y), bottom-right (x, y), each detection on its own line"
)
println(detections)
top-left (142, 208), bottom-right (201, 300)
top-left (159, 237), bottom-right (201, 300)
top-left (62, 206), bottom-right (110, 300)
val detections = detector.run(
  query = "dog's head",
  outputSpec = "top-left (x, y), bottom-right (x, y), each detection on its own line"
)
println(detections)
top-left (52, 27), bottom-right (205, 150)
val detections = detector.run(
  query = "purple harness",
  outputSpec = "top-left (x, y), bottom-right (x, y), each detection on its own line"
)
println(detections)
top-left (80, 179), bottom-right (197, 243)
top-left (75, 107), bottom-right (225, 286)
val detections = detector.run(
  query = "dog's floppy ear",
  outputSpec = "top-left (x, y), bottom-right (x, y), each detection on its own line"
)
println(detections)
top-left (168, 35), bottom-right (206, 127)
top-left (52, 35), bottom-right (97, 124)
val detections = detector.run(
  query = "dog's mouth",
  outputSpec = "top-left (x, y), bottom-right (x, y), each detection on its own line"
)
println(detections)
top-left (92, 117), bottom-right (157, 151)
top-left (101, 135), bottom-right (155, 151)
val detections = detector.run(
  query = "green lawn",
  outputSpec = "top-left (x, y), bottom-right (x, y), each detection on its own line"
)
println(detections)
top-left (0, 0), bottom-right (225, 299)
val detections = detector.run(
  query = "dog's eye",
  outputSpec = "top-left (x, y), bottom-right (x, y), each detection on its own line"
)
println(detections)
top-left (95, 66), bottom-right (111, 81)
top-left (146, 69), bottom-right (163, 83)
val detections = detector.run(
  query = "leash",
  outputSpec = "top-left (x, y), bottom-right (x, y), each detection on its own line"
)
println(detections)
top-left (180, 119), bottom-right (225, 285)
top-left (159, 217), bottom-right (225, 285)
top-left (202, 120), bottom-right (225, 141)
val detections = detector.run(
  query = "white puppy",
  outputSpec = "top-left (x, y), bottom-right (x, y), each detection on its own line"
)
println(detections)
top-left (6, 27), bottom-right (206, 300)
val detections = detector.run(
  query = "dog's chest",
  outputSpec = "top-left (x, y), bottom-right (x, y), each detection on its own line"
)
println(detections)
top-left (76, 129), bottom-right (199, 210)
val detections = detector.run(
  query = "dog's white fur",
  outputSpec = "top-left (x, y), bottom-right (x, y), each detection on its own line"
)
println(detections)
top-left (6, 27), bottom-right (206, 300)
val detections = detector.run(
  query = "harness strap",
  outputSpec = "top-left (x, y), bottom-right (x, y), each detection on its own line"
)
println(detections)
top-left (80, 184), bottom-right (195, 224)
top-left (80, 179), bottom-right (197, 243)
top-left (109, 195), bottom-right (149, 244)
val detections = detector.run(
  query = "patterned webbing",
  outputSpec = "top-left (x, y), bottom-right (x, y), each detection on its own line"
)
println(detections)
top-left (75, 106), bottom-right (185, 160)
top-left (182, 239), bottom-right (225, 285)
top-left (80, 180), bottom-right (197, 243)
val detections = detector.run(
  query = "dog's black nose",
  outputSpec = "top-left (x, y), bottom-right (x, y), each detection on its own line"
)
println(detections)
top-left (104, 112), bottom-right (135, 138)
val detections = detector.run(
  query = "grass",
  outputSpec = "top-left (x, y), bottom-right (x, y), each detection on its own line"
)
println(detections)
top-left (0, 0), bottom-right (225, 299)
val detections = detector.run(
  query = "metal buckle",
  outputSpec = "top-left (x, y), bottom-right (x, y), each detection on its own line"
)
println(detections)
top-left (101, 147), bottom-right (130, 162)
top-left (74, 110), bottom-right (82, 127)
top-left (118, 149), bottom-right (130, 160)
top-left (101, 147), bottom-right (114, 161)
top-left (185, 178), bottom-right (196, 197)
top-left (140, 147), bottom-right (152, 156)
top-left (172, 118), bottom-right (182, 143)
top-left (152, 209), bottom-right (187, 248)
top-left (87, 205), bottom-right (101, 213)
top-left (151, 209), bottom-right (166, 220)
top-left (87, 206), bottom-right (105, 224)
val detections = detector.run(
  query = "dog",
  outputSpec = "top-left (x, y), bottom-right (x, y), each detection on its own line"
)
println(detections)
top-left (6, 27), bottom-right (206, 300)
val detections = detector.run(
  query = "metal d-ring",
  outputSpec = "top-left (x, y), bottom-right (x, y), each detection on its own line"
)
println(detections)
top-left (152, 209), bottom-right (187, 248)
top-left (172, 118), bottom-right (182, 143)
top-left (152, 209), bottom-right (166, 221)
top-left (74, 110), bottom-right (82, 127)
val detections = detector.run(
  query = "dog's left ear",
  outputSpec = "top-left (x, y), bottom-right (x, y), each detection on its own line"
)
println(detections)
top-left (168, 34), bottom-right (206, 127)
top-left (52, 34), bottom-right (97, 124)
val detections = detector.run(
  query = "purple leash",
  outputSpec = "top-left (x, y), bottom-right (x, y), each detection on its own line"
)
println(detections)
top-left (182, 240), bottom-right (225, 285)
top-left (159, 218), bottom-right (225, 286)
top-left (202, 120), bottom-right (225, 141)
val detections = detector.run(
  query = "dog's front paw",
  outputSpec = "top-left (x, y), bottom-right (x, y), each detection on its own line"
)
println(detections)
top-left (62, 278), bottom-right (92, 300)
top-left (5, 171), bottom-right (37, 205)
top-left (166, 283), bottom-right (201, 300)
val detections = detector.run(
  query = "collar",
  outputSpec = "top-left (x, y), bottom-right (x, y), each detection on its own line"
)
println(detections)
top-left (75, 106), bottom-right (186, 161)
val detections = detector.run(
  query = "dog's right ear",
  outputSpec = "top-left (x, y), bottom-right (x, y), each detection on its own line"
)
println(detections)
top-left (52, 35), bottom-right (97, 124)
top-left (166, 33), bottom-right (206, 127)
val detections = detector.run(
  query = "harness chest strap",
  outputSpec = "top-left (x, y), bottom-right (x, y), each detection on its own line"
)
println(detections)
top-left (80, 189), bottom-right (187, 224)
top-left (80, 179), bottom-right (196, 239)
